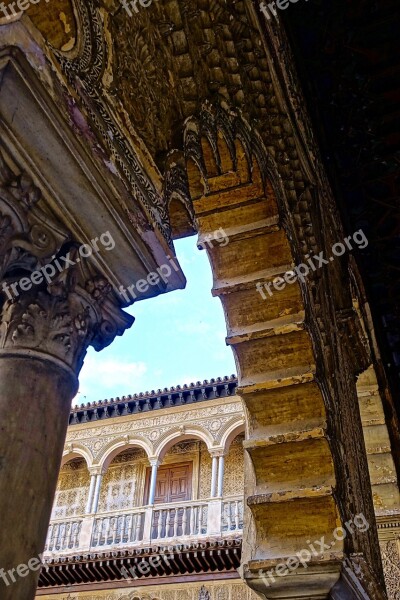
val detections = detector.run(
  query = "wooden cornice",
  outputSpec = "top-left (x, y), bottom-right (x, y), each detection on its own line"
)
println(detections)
top-left (37, 538), bottom-right (242, 590)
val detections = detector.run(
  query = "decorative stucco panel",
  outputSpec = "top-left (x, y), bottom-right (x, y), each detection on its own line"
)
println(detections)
top-left (52, 459), bottom-right (90, 519)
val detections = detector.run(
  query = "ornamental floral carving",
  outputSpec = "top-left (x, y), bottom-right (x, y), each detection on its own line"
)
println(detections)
top-left (0, 149), bottom-right (69, 279)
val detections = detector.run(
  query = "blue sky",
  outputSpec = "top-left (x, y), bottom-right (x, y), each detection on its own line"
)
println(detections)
top-left (75, 237), bottom-right (237, 405)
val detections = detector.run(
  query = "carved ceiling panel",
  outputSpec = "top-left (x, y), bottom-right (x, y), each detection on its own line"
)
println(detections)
top-left (108, 0), bottom-right (275, 165)
top-left (18, 0), bottom-right (313, 245)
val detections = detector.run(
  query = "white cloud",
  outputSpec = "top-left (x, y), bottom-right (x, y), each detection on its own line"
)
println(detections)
top-left (75, 354), bottom-right (148, 404)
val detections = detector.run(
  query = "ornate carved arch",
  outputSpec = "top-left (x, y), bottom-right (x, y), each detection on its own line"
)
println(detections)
top-left (155, 426), bottom-right (213, 462)
top-left (163, 102), bottom-right (385, 598)
top-left (61, 445), bottom-right (93, 469)
top-left (97, 437), bottom-right (153, 470)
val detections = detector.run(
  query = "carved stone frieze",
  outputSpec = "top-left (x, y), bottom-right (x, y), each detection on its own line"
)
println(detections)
top-left (0, 149), bottom-right (69, 279)
top-left (199, 586), bottom-right (210, 600)
top-left (64, 399), bottom-right (244, 465)
top-left (50, 0), bottom-right (172, 245)
top-left (380, 538), bottom-right (400, 600)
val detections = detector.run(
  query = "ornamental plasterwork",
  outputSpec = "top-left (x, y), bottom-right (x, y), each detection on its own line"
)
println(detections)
top-left (380, 537), bottom-right (400, 599)
top-left (64, 399), bottom-right (244, 467)
top-left (52, 460), bottom-right (90, 519)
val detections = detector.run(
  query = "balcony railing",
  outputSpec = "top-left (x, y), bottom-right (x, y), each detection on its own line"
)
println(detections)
top-left (44, 497), bottom-right (243, 556)
top-left (222, 499), bottom-right (243, 533)
top-left (45, 518), bottom-right (83, 552)
top-left (91, 508), bottom-right (145, 548)
top-left (151, 501), bottom-right (208, 540)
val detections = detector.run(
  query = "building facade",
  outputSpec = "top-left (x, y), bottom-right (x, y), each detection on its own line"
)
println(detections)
top-left (35, 376), bottom-right (400, 599)
top-left (37, 377), bottom-right (252, 599)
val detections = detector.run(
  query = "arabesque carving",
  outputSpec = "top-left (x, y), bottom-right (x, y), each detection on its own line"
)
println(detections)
top-left (64, 399), bottom-right (244, 466)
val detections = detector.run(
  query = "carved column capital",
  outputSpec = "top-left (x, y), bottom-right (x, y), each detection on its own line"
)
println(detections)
top-left (0, 150), bottom-right (133, 378)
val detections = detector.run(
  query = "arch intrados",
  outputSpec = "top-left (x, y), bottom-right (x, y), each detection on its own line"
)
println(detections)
top-left (61, 448), bottom-right (91, 469)
top-left (99, 440), bottom-right (152, 471)
top-left (221, 422), bottom-right (246, 455)
top-left (156, 430), bottom-right (212, 462)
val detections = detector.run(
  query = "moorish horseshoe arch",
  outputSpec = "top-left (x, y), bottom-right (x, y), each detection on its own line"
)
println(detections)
top-left (155, 427), bottom-right (214, 462)
top-left (163, 102), bottom-right (385, 598)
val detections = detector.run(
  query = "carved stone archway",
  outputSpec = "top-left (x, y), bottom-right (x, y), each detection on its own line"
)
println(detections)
top-left (164, 103), bottom-right (386, 599)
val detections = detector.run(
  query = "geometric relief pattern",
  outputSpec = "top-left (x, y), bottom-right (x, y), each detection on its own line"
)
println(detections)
top-left (199, 442), bottom-right (213, 500)
top-left (223, 436), bottom-right (244, 498)
top-left (168, 441), bottom-right (199, 455)
top-left (65, 401), bottom-right (244, 465)
top-left (98, 449), bottom-right (147, 513)
top-left (52, 459), bottom-right (90, 519)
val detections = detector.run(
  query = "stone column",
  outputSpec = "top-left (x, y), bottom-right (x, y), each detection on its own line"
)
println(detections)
top-left (91, 473), bottom-right (104, 515)
top-left (85, 473), bottom-right (97, 514)
top-left (0, 160), bottom-right (133, 599)
top-left (217, 455), bottom-right (225, 498)
top-left (148, 459), bottom-right (160, 506)
top-left (208, 452), bottom-right (224, 535)
top-left (143, 459), bottom-right (160, 542)
top-left (210, 455), bottom-right (218, 498)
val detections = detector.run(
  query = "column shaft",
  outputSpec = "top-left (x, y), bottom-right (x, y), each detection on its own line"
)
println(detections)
top-left (91, 475), bottom-right (103, 514)
top-left (210, 456), bottom-right (218, 498)
top-left (148, 463), bottom-right (158, 505)
top-left (85, 474), bottom-right (97, 514)
top-left (217, 456), bottom-right (225, 498)
top-left (0, 356), bottom-right (77, 600)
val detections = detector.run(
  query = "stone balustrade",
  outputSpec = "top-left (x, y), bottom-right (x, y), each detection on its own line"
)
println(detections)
top-left (43, 497), bottom-right (244, 557)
